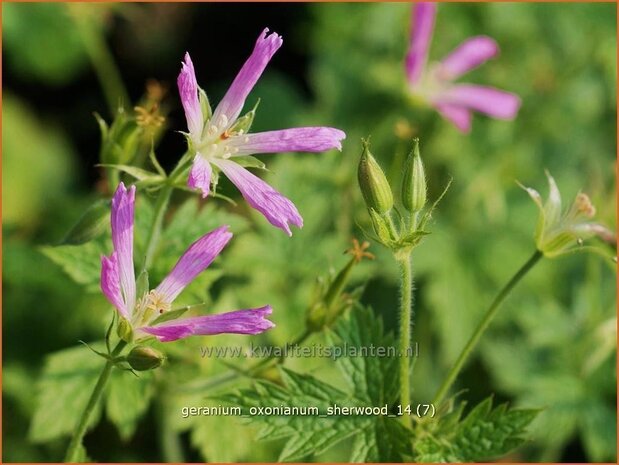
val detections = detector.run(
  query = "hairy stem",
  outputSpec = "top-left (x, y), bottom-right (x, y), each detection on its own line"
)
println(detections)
top-left (64, 341), bottom-right (126, 462)
top-left (432, 250), bottom-right (543, 406)
top-left (397, 252), bottom-right (413, 427)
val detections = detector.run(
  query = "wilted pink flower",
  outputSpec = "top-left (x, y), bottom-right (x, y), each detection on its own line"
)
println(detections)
top-left (178, 29), bottom-right (346, 235)
top-left (406, 3), bottom-right (521, 132)
top-left (101, 183), bottom-right (274, 342)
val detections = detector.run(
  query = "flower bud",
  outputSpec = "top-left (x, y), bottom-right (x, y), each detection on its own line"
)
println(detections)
top-left (358, 140), bottom-right (393, 215)
top-left (117, 318), bottom-right (134, 343)
top-left (126, 346), bottom-right (165, 371)
top-left (401, 138), bottom-right (427, 212)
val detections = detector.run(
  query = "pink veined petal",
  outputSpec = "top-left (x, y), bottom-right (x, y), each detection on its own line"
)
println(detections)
top-left (431, 84), bottom-right (521, 120)
top-left (155, 226), bottom-right (233, 303)
top-left (434, 103), bottom-right (473, 133)
top-left (405, 2), bottom-right (437, 86)
top-left (141, 305), bottom-right (275, 342)
top-left (187, 153), bottom-right (212, 199)
top-left (228, 127), bottom-right (346, 156)
top-left (177, 52), bottom-right (204, 139)
top-left (100, 252), bottom-right (128, 318)
top-left (214, 158), bottom-right (303, 236)
top-left (211, 28), bottom-right (283, 131)
top-left (437, 36), bottom-right (499, 80)
top-left (111, 183), bottom-right (137, 315)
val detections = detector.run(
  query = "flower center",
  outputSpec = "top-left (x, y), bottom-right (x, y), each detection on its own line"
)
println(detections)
top-left (195, 113), bottom-right (242, 160)
top-left (133, 290), bottom-right (171, 327)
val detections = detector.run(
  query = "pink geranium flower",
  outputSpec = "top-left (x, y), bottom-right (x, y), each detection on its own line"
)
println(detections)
top-left (406, 3), bottom-right (521, 132)
top-left (178, 28), bottom-right (346, 235)
top-left (101, 183), bottom-right (274, 342)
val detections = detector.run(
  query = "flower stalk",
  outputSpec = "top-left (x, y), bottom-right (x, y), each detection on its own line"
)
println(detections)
top-left (397, 251), bottom-right (414, 427)
top-left (64, 340), bottom-right (127, 463)
top-left (432, 250), bottom-right (543, 406)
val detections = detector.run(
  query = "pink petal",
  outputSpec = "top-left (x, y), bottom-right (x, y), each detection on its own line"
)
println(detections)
top-left (187, 153), bottom-right (212, 199)
top-left (111, 183), bottom-right (136, 315)
top-left (155, 226), bottom-right (233, 303)
top-left (141, 305), bottom-right (274, 342)
top-left (211, 28), bottom-right (283, 132)
top-left (229, 127), bottom-right (346, 156)
top-left (432, 84), bottom-right (521, 120)
top-left (214, 159), bottom-right (302, 236)
top-left (177, 52), bottom-right (204, 138)
top-left (437, 36), bottom-right (499, 80)
top-left (434, 103), bottom-right (473, 133)
top-left (100, 252), bottom-right (128, 318)
top-left (405, 2), bottom-right (437, 86)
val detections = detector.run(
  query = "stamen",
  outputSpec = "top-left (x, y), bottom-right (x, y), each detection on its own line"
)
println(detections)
top-left (575, 193), bottom-right (596, 218)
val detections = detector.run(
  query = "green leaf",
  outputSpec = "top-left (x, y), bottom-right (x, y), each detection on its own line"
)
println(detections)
top-left (414, 397), bottom-right (539, 462)
top-left (98, 164), bottom-right (165, 185)
top-left (2, 94), bottom-right (75, 228)
top-left (3, 3), bottom-right (93, 84)
top-left (29, 344), bottom-right (106, 443)
top-left (106, 369), bottom-right (154, 441)
top-left (61, 199), bottom-right (110, 245)
top-left (330, 305), bottom-right (399, 406)
top-left (218, 306), bottom-right (411, 462)
top-left (218, 368), bottom-right (366, 462)
top-left (40, 238), bottom-right (108, 291)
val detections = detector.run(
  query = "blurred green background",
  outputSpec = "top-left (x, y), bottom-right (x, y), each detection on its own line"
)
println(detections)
top-left (2, 2), bottom-right (616, 462)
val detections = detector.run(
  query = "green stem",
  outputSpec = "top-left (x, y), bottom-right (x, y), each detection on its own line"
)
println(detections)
top-left (141, 184), bottom-right (173, 271)
top-left (140, 157), bottom-right (191, 271)
top-left (157, 394), bottom-right (185, 462)
top-left (68, 6), bottom-right (130, 117)
top-left (64, 341), bottom-right (126, 462)
top-left (397, 252), bottom-right (413, 427)
top-left (432, 250), bottom-right (543, 406)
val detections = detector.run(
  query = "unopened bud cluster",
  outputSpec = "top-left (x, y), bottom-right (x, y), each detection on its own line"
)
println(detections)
top-left (357, 138), bottom-right (434, 252)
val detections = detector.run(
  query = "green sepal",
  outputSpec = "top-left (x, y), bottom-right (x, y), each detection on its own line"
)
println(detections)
top-left (117, 318), bottom-right (134, 343)
top-left (150, 307), bottom-right (190, 325)
top-left (229, 99), bottom-right (260, 135)
top-left (96, 109), bottom-right (142, 165)
top-left (368, 208), bottom-right (394, 245)
top-left (235, 155), bottom-right (267, 171)
top-left (198, 86), bottom-right (212, 121)
top-left (135, 269), bottom-right (149, 299)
